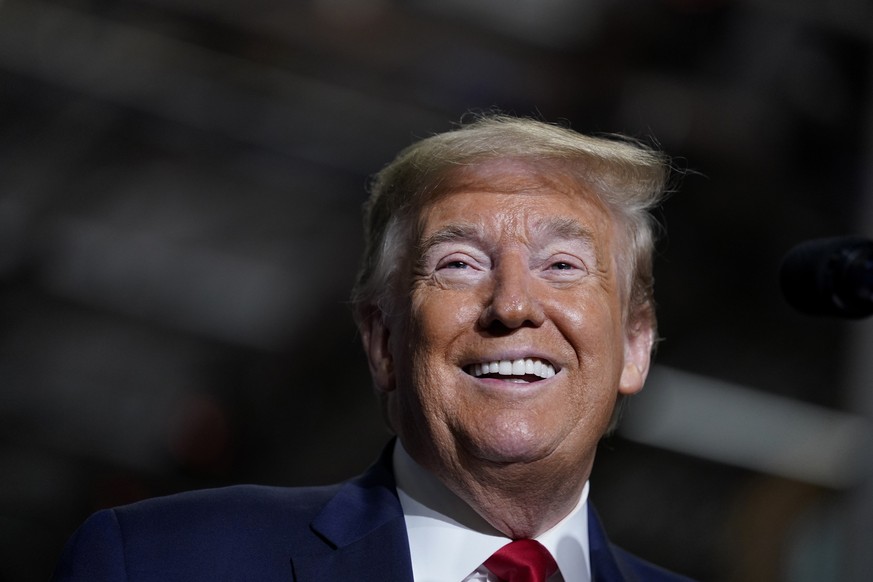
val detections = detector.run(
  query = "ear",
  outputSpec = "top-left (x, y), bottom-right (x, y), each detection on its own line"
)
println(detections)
top-left (359, 307), bottom-right (396, 394)
top-left (618, 318), bottom-right (654, 396)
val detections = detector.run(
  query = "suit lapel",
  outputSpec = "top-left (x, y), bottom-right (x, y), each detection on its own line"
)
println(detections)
top-left (290, 442), bottom-right (414, 581)
top-left (288, 444), bottom-right (645, 582)
top-left (588, 504), bottom-right (636, 582)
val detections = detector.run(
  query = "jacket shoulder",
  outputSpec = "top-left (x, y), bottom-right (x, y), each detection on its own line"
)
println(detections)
top-left (118, 483), bottom-right (339, 528)
top-left (120, 483), bottom-right (342, 554)
top-left (52, 484), bottom-right (342, 582)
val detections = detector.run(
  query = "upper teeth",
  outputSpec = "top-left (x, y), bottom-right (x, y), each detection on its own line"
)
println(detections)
top-left (469, 358), bottom-right (556, 379)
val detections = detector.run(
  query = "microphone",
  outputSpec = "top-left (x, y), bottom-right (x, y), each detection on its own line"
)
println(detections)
top-left (779, 236), bottom-right (873, 319)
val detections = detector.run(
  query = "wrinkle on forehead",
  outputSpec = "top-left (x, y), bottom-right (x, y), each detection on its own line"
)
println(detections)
top-left (416, 216), bottom-right (597, 255)
top-left (435, 158), bottom-right (581, 199)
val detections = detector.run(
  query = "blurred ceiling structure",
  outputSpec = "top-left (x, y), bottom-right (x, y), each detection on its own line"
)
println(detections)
top-left (1, 0), bottom-right (872, 580)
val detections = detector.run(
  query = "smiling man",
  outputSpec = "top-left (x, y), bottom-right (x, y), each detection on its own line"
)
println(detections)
top-left (52, 116), bottom-right (693, 582)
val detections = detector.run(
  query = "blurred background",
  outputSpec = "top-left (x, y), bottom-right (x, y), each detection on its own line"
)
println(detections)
top-left (1, 0), bottom-right (872, 580)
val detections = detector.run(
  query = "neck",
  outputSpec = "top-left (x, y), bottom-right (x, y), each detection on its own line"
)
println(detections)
top-left (454, 461), bottom-right (591, 538)
top-left (401, 441), bottom-right (592, 538)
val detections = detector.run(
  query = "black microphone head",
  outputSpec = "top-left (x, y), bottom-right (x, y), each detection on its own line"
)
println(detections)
top-left (780, 236), bottom-right (873, 318)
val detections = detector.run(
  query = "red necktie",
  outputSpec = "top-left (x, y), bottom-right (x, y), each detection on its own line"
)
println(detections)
top-left (484, 539), bottom-right (559, 582)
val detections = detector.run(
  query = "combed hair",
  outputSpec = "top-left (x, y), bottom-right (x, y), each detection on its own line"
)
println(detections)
top-left (352, 115), bottom-right (671, 338)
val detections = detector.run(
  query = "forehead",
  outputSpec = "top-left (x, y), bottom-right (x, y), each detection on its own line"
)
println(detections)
top-left (417, 158), bottom-right (616, 240)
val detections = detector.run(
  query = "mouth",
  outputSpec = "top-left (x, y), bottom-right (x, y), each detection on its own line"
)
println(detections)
top-left (465, 358), bottom-right (557, 384)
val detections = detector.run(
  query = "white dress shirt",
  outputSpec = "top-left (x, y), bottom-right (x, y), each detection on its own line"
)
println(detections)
top-left (393, 442), bottom-right (592, 582)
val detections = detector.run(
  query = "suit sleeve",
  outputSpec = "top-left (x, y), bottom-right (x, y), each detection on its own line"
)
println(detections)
top-left (51, 509), bottom-right (129, 582)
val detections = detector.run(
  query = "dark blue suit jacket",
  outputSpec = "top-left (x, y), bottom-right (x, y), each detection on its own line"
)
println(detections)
top-left (52, 445), bottom-right (694, 581)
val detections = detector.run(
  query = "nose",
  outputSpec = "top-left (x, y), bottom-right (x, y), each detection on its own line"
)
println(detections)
top-left (478, 257), bottom-right (546, 331)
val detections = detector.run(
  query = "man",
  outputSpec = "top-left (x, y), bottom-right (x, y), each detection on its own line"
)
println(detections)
top-left (52, 116), bottom-right (693, 581)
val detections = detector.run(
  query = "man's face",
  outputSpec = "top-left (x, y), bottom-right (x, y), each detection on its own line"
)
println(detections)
top-left (364, 159), bottom-right (653, 483)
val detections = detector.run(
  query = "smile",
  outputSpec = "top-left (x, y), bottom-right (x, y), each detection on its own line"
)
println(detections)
top-left (466, 358), bottom-right (556, 383)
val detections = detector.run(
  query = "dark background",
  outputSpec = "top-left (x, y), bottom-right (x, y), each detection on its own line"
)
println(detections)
top-left (1, 1), bottom-right (872, 580)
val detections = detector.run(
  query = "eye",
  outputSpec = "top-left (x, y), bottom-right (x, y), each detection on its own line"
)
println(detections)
top-left (550, 261), bottom-right (575, 271)
top-left (423, 242), bottom-right (489, 282)
top-left (547, 258), bottom-right (583, 272)
top-left (540, 254), bottom-right (588, 281)
top-left (434, 251), bottom-right (486, 272)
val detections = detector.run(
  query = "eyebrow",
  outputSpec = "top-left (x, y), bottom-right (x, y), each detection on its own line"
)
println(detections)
top-left (530, 217), bottom-right (597, 247)
top-left (417, 223), bottom-right (484, 254)
top-left (419, 218), bottom-right (593, 249)
top-left (414, 223), bottom-right (483, 271)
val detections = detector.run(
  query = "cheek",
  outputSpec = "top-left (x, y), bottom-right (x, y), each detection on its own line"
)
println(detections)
top-left (398, 292), bottom-right (482, 414)
top-left (410, 290), bottom-right (482, 344)
top-left (397, 295), bottom-right (464, 387)
top-left (559, 293), bottom-right (621, 338)
top-left (556, 296), bottom-right (627, 376)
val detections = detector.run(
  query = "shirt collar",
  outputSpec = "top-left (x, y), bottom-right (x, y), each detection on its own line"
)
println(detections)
top-left (393, 441), bottom-right (591, 582)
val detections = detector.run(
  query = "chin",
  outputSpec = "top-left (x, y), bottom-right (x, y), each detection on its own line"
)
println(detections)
top-left (462, 427), bottom-right (558, 466)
